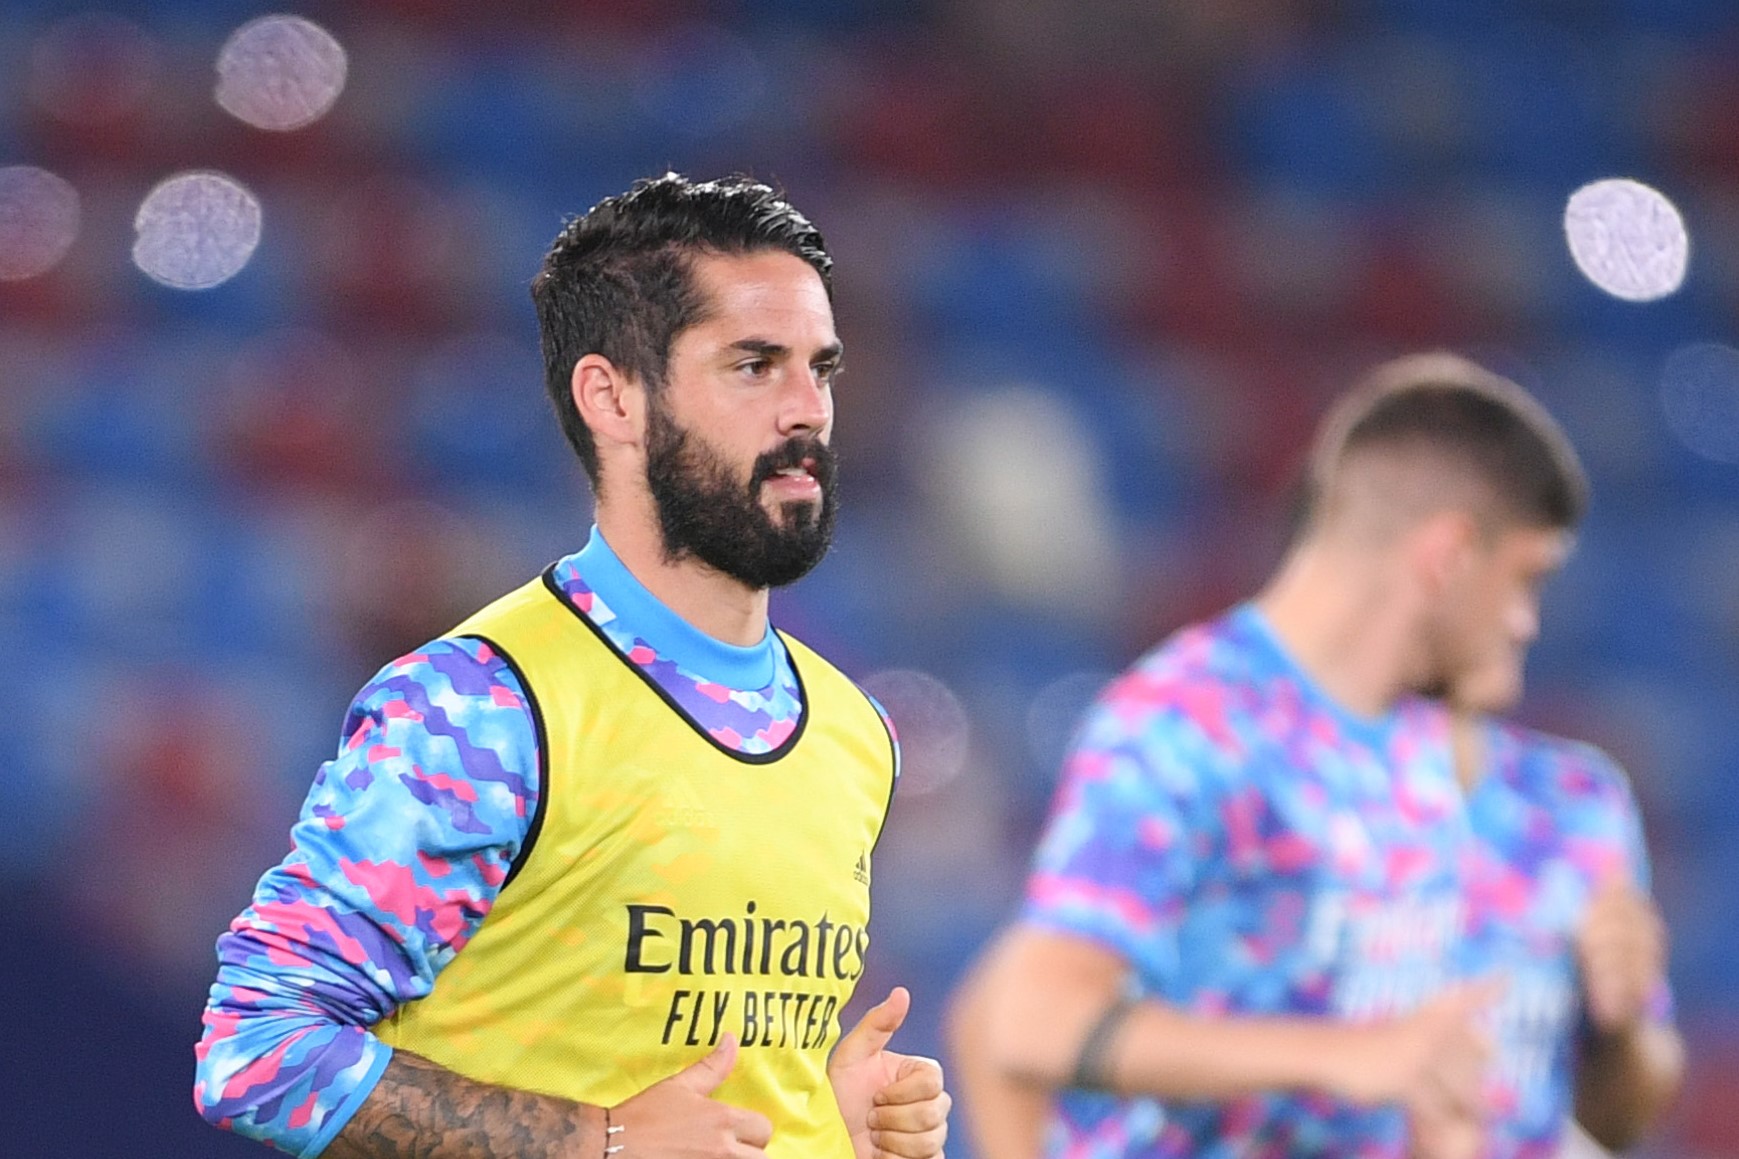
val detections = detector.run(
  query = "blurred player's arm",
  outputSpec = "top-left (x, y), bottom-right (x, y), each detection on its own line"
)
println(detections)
top-left (1009, 710), bottom-right (1492, 1158)
top-left (978, 922), bottom-right (1493, 1120)
top-left (943, 931), bottom-right (1051, 1159)
top-left (1574, 1024), bottom-right (1683, 1153)
top-left (1571, 880), bottom-right (1685, 1151)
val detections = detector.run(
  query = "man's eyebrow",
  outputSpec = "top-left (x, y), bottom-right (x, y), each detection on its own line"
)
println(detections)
top-left (726, 338), bottom-right (789, 358)
top-left (725, 338), bottom-right (844, 362)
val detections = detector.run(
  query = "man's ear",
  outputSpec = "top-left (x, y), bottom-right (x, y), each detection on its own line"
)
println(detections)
top-left (1410, 508), bottom-right (1481, 597)
top-left (572, 353), bottom-right (646, 453)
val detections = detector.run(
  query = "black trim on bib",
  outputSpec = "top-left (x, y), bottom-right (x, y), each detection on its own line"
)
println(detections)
top-left (456, 633), bottom-right (550, 892)
top-left (538, 566), bottom-right (810, 765)
top-left (859, 685), bottom-right (900, 853)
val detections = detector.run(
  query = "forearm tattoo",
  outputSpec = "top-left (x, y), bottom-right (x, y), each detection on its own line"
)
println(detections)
top-left (324, 1051), bottom-right (597, 1159)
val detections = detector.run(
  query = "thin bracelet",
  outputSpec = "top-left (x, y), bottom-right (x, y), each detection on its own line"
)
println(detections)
top-left (603, 1106), bottom-right (625, 1156)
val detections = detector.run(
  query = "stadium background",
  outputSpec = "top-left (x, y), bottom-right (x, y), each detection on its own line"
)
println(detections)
top-left (3, 0), bottom-right (1737, 1154)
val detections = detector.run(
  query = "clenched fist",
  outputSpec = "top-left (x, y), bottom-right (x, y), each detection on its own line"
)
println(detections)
top-left (610, 1035), bottom-right (775, 1158)
top-left (1327, 980), bottom-right (1501, 1159)
top-left (829, 987), bottom-right (952, 1159)
top-left (1577, 878), bottom-right (1667, 1034)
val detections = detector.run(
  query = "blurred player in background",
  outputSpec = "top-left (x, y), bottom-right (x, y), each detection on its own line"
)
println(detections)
top-left (946, 354), bottom-right (1650, 1159)
top-left (1451, 709), bottom-right (1681, 1157)
top-left (946, 356), bottom-right (1683, 1159)
top-left (194, 174), bottom-right (949, 1159)
top-left (949, 709), bottom-right (1683, 1158)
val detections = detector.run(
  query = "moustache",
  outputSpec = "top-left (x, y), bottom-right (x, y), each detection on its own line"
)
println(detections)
top-left (752, 438), bottom-right (837, 488)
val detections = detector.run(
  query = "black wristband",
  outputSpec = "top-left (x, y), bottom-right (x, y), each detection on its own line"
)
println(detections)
top-left (1070, 997), bottom-right (1137, 1092)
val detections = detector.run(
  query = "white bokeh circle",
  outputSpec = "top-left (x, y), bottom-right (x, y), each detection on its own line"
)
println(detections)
top-left (0, 166), bottom-right (80, 280)
top-left (1564, 178), bottom-right (1689, 302)
top-left (132, 171), bottom-right (262, 290)
top-left (859, 668), bottom-right (971, 798)
top-left (215, 15), bottom-right (347, 131)
top-left (1025, 670), bottom-right (1111, 770)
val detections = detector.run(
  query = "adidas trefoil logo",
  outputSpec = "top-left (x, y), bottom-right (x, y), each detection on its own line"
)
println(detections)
top-left (853, 851), bottom-right (870, 886)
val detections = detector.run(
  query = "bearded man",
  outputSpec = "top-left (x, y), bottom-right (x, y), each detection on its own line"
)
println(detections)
top-left (195, 174), bottom-right (950, 1159)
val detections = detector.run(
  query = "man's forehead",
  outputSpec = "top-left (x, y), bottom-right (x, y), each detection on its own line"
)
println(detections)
top-left (691, 251), bottom-right (831, 310)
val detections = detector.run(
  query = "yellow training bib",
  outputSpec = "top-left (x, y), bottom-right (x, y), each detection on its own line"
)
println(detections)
top-left (376, 570), bottom-right (897, 1158)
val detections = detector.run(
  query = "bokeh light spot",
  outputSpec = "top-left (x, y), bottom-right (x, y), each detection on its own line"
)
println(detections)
top-left (132, 172), bottom-right (262, 290)
top-left (860, 669), bottom-right (970, 798)
top-left (215, 15), bottom-right (347, 131)
top-left (922, 385), bottom-right (1120, 611)
top-left (1564, 178), bottom-right (1688, 302)
top-left (1661, 342), bottom-right (1739, 465)
top-left (0, 166), bottom-right (80, 281)
top-left (1026, 671), bottom-right (1112, 772)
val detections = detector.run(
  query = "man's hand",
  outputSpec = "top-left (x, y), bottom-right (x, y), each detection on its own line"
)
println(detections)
top-left (1572, 877), bottom-right (1683, 1151)
top-left (1327, 981), bottom-right (1500, 1159)
top-left (1578, 878), bottom-right (1667, 1034)
top-left (829, 987), bottom-right (952, 1159)
top-left (611, 1034), bottom-right (775, 1158)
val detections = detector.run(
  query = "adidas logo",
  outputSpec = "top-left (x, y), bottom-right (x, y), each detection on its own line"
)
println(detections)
top-left (852, 852), bottom-right (870, 886)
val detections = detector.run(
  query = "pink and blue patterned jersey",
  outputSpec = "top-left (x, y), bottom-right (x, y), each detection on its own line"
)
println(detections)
top-left (1459, 720), bottom-right (1670, 1159)
top-left (1021, 605), bottom-right (1469, 1159)
top-left (193, 527), bottom-right (890, 1156)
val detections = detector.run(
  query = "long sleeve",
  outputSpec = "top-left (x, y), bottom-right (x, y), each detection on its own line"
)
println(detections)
top-left (194, 637), bottom-right (540, 1157)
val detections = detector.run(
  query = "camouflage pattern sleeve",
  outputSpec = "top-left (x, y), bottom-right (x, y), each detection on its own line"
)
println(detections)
top-left (1020, 686), bottom-right (1213, 986)
top-left (193, 637), bottom-right (540, 1157)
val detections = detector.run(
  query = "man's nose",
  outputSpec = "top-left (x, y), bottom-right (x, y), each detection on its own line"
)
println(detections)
top-left (780, 368), bottom-right (831, 434)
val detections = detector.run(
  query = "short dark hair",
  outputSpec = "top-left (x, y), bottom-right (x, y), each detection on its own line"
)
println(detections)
top-left (530, 173), bottom-right (833, 485)
top-left (1306, 353), bottom-right (1589, 533)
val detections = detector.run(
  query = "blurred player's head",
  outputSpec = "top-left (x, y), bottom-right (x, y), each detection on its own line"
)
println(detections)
top-left (532, 173), bottom-right (839, 588)
top-left (1298, 353), bottom-right (1587, 712)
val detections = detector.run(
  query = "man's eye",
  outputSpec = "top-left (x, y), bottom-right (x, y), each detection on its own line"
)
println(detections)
top-left (815, 362), bottom-right (841, 382)
top-left (739, 358), bottom-right (771, 376)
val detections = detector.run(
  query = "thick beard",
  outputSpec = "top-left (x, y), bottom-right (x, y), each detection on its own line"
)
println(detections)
top-left (644, 400), bottom-right (838, 589)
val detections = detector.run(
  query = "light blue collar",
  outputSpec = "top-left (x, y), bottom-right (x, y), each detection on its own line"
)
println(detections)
top-left (574, 526), bottom-right (778, 689)
top-left (1231, 602), bottom-right (1396, 748)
